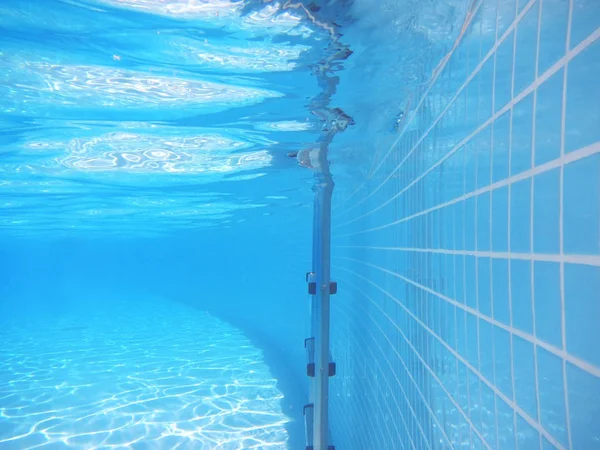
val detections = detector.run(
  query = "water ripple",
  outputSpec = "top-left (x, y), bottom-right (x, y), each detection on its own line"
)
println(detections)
top-left (0, 0), bottom-right (323, 235)
top-left (19, 130), bottom-right (272, 174)
top-left (95, 0), bottom-right (311, 36)
top-left (1, 58), bottom-right (281, 115)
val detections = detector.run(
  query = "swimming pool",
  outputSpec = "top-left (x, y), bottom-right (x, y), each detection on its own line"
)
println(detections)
top-left (0, 0), bottom-right (598, 449)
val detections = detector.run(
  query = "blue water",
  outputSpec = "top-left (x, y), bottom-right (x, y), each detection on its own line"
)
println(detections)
top-left (0, 0), bottom-right (326, 236)
top-left (1, 0), bottom-right (599, 449)
top-left (0, 1), bottom-right (332, 448)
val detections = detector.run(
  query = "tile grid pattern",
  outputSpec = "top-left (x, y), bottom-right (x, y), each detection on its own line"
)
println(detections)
top-left (329, 0), bottom-right (599, 449)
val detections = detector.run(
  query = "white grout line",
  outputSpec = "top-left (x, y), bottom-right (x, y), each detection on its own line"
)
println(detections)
top-left (337, 299), bottom-right (425, 450)
top-left (333, 140), bottom-right (600, 239)
top-left (560, 1), bottom-right (574, 449)
top-left (354, 288), bottom-right (431, 450)
top-left (331, 246), bottom-right (600, 267)
top-left (453, 277), bottom-right (462, 446)
top-left (334, 263), bottom-right (566, 450)
top-left (336, 273), bottom-right (482, 450)
top-left (332, 303), bottom-right (412, 450)
top-left (473, 40), bottom-right (484, 443)
top-left (333, 255), bottom-right (600, 380)
top-left (461, 82), bottom-right (474, 448)
top-left (332, 0), bottom-right (485, 214)
top-left (490, 1), bottom-right (500, 442)
top-left (509, 6), bottom-right (520, 445)
top-left (336, 285), bottom-right (413, 450)
top-left (531, 2), bottom-right (543, 448)
top-left (334, 25), bottom-right (600, 230)
top-left (330, 6), bottom-right (600, 450)
top-left (333, 0), bottom-right (537, 220)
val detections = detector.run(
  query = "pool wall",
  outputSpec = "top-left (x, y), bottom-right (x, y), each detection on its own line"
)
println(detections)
top-left (329, 1), bottom-right (599, 449)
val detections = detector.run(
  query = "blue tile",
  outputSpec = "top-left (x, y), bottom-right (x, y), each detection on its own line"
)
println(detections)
top-left (451, 39), bottom-right (469, 88)
top-left (510, 178), bottom-right (531, 252)
top-left (444, 255), bottom-right (456, 300)
top-left (533, 168), bottom-right (560, 254)
top-left (478, 59), bottom-right (495, 126)
top-left (468, 367), bottom-right (483, 430)
top-left (467, 28), bottom-right (483, 81)
top-left (476, 127), bottom-right (493, 189)
top-left (457, 411), bottom-right (471, 449)
top-left (533, 261), bottom-right (562, 349)
top-left (517, 0), bottom-right (533, 14)
top-left (494, 325), bottom-right (514, 400)
top-left (480, 0), bottom-right (498, 58)
top-left (493, 111), bottom-right (511, 182)
top-left (478, 258), bottom-right (492, 317)
top-left (492, 259), bottom-right (510, 326)
top-left (536, 347), bottom-right (568, 448)
top-left (447, 354), bottom-right (459, 399)
top-left (496, 395), bottom-right (517, 449)
top-left (563, 153), bottom-right (600, 255)
top-left (456, 255), bottom-right (466, 304)
top-left (538, 0), bottom-right (569, 75)
top-left (452, 145), bottom-right (466, 192)
top-left (479, 319), bottom-right (495, 383)
top-left (516, 413), bottom-right (541, 449)
top-left (565, 39), bottom-right (600, 153)
top-left (465, 197), bottom-right (477, 251)
top-left (497, 0), bottom-right (517, 40)
top-left (457, 309), bottom-right (468, 359)
top-left (512, 335), bottom-right (538, 420)
top-left (471, 431), bottom-right (486, 450)
top-left (511, 93), bottom-right (534, 175)
top-left (444, 210), bottom-right (455, 252)
top-left (456, 90), bottom-right (470, 145)
top-left (511, 259), bottom-right (533, 334)
top-left (457, 360), bottom-right (470, 413)
top-left (570, 0), bottom-right (600, 49)
top-left (495, 32), bottom-right (515, 112)
top-left (513, 2), bottom-right (540, 97)
top-left (566, 362), bottom-right (600, 449)
top-left (466, 256), bottom-right (478, 309)
top-left (480, 382), bottom-right (498, 447)
top-left (477, 193), bottom-right (491, 251)
top-left (467, 313), bottom-right (480, 369)
top-left (455, 203), bottom-right (466, 250)
top-left (467, 76), bottom-right (482, 130)
top-left (564, 263), bottom-right (600, 367)
top-left (534, 69), bottom-right (563, 166)
top-left (491, 186), bottom-right (509, 252)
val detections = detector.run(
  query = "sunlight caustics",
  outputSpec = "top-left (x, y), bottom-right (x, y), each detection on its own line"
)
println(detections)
top-left (0, 301), bottom-right (290, 449)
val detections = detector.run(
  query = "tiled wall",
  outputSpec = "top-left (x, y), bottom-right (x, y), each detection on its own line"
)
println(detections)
top-left (330, 0), bottom-right (599, 449)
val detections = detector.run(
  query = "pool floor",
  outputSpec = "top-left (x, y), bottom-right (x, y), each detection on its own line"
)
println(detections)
top-left (0, 299), bottom-right (290, 449)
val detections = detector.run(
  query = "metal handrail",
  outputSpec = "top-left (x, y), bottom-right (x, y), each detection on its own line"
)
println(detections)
top-left (294, 10), bottom-right (353, 449)
top-left (311, 150), bottom-right (334, 450)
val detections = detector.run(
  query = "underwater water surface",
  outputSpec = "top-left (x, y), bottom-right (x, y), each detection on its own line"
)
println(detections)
top-left (0, 0), bottom-right (332, 237)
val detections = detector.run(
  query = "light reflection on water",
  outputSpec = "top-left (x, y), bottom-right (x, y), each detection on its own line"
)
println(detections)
top-left (22, 131), bottom-right (272, 173)
top-left (95, 0), bottom-right (312, 35)
top-left (0, 0), bottom-right (326, 236)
